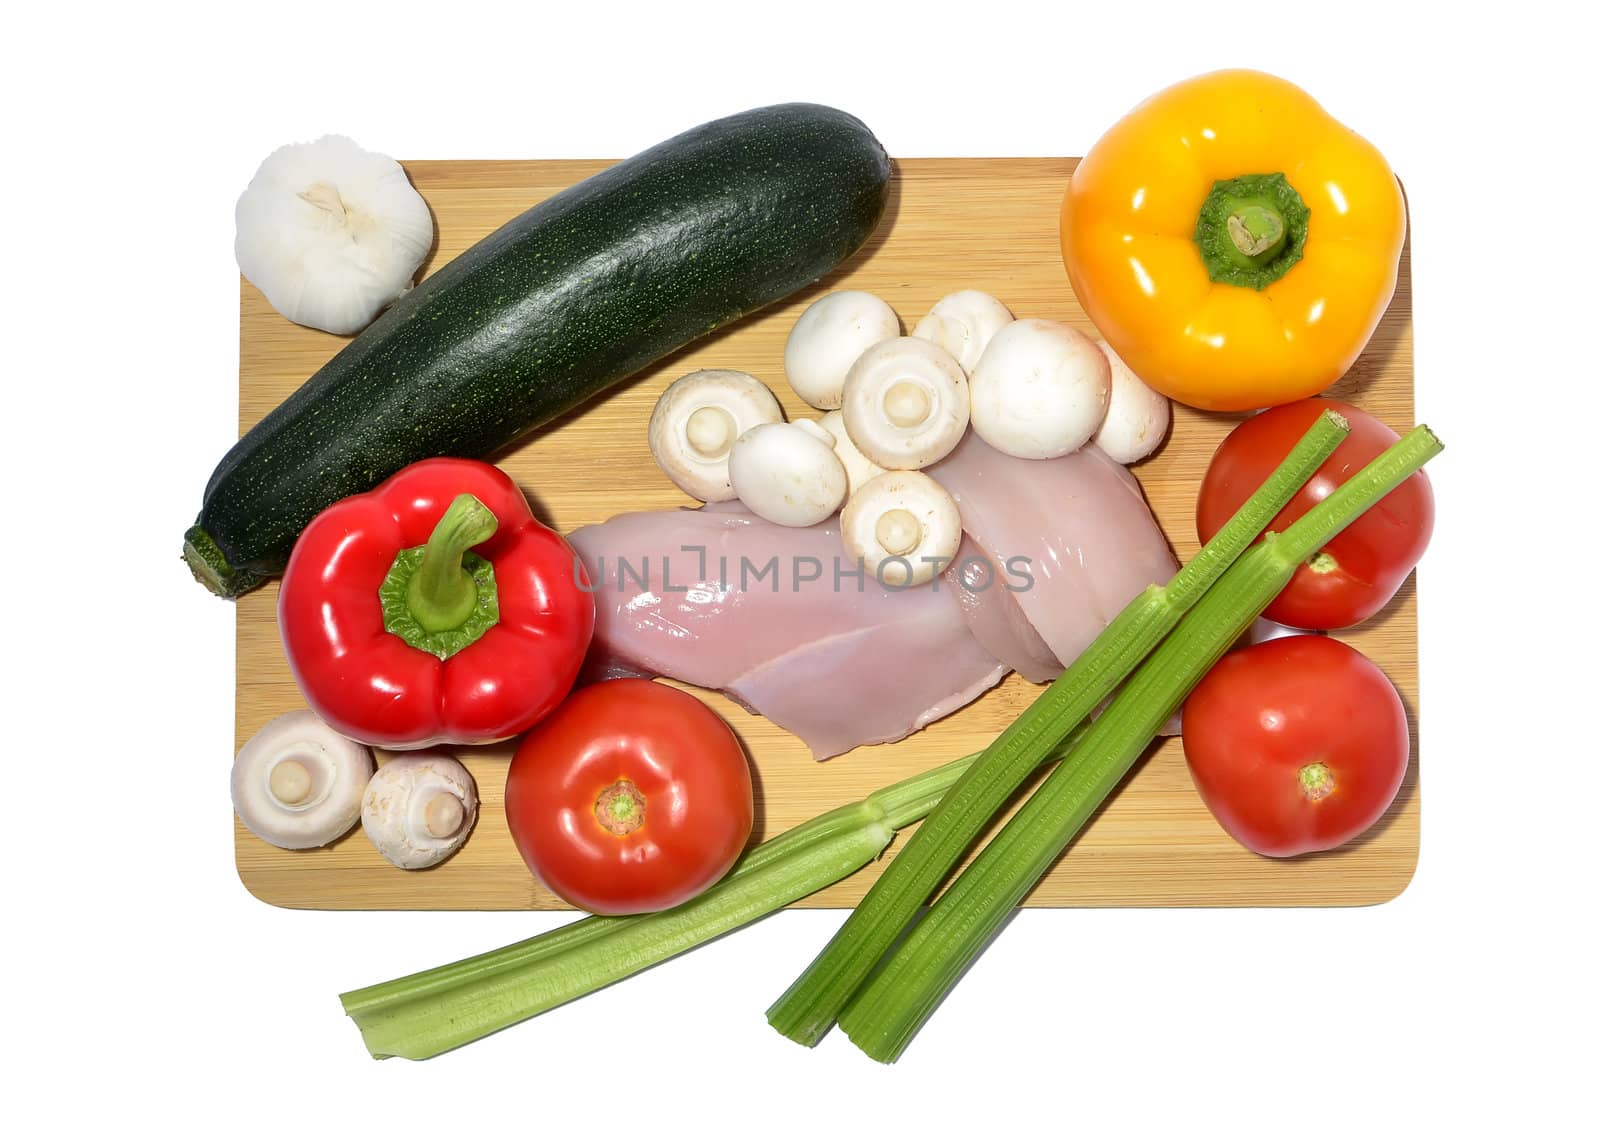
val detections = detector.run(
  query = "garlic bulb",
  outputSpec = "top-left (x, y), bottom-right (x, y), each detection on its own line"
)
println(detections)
top-left (234, 135), bottom-right (433, 336)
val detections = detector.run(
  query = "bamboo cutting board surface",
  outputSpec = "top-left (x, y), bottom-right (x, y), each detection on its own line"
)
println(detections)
top-left (235, 158), bottom-right (1418, 910)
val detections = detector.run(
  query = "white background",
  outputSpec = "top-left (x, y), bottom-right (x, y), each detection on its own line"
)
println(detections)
top-left (6, 1), bottom-right (1594, 1135)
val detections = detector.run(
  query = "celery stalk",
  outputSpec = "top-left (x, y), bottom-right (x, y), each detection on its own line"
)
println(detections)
top-left (342, 744), bottom-right (1031, 1060)
top-left (837, 424), bottom-right (1443, 1063)
top-left (765, 409), bottom-right (1353, 1046)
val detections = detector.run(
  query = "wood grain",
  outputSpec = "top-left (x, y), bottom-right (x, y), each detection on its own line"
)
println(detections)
top-left (235, 158), bottom-right (1418, 910)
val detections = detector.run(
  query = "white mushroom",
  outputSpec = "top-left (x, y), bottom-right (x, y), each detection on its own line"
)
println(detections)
top-left (912, 290), bottom-right (1014, 374)
top-left (816, 410), bottom-right (888, 496)
top-left (361, 752), bottom-right (479, 870)
top-left (783, 290), bottom-right (901, 409)
top-left (969, 318), bottom-right (1112, 460)
top-left (231, 710), bottom-right (374, 850)
top-left (728, 420), bottom-right (849, 527)
top-left (1091, 340), bottom-right (1172, 464)
top-left (840, 337), bottom-right (971, 470)
top-left (840, 471), bottom-right (963, 588)
top-left (648, 370), bottom-right (785, 501)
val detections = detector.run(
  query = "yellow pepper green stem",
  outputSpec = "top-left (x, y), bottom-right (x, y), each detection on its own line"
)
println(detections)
top-left (1194, 173), bottom-right (1310, 289)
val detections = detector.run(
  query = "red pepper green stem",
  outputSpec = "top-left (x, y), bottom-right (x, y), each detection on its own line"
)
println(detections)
top-left (764, 409), bottom-right (1352, 1048)
top-left (379, 495), bottom-right (501, 659)
top-left (836, 424), bottom-right (1443, 1064)
top-left (409, 495), bottom-right (498, 631)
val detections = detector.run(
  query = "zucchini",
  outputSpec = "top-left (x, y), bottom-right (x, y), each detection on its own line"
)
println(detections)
top-left (186, 103), bottom-right (892, 597)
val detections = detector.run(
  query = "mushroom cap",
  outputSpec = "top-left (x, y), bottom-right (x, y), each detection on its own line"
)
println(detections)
top-left (840, 470), bottom-right (963, 588)
top-left (816, 410), bottom-right (888, 496)
top-left (648, 370), bottom-right (785, 501)
top-left (840, 336), bottom-right (971, 470)
top-left (231, 709), bottom-right (374, 850)
top-left (912, 290), bottom-right (1014, 374)
top-left (361, 752), bottom-right (479, 870)
top-left (783, 290), bottom-right (901, 410)
top-left (728, 420), bottom-right (849, 527)
top-left (1091, 340), bottom-right (1172, 464)
top-left (969, 318), bottom-right (1111, 460)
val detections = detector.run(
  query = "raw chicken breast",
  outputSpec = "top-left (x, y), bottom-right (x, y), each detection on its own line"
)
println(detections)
top-left (569, 437), bottom-right (1178, 758)
top-left (567, 503), bottom-right (1006, 759)
top-left (943, 536), bottom-right (1062, 684)
top-left (929, 433), bottom-right (1178, 670)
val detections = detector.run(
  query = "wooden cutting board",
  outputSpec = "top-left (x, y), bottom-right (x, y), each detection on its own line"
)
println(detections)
top-left (235, 157), bottom-right (1418, 909)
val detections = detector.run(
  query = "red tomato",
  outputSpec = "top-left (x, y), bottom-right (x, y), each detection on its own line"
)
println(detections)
top-left (505, 679), bottom-right (754, 915)
top-left (1196, 398), bottom-right (1434, 630)
top-left (1182, 635), bottom-right (1409, 857)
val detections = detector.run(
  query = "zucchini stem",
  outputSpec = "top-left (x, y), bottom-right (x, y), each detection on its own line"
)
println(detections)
top-left (181, 525), bottom-right (266, 599)
top-left (765, 409), bottom-right (1352, 1047)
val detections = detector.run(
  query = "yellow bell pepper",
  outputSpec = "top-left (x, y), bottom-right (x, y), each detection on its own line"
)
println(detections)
top-left (1060, 70), bottom-right (1406, 412)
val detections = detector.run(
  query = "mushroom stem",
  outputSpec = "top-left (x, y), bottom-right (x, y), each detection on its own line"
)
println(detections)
top-left (884, 381), bottom-right (931, 428)
top-left (269, 759), bottom-right (313, 806)
top-left (875, 509), bottom-right (921, 557)
top-left (424, 793), bottom-right (466, 839)
top-left (685, 406), bottom-right (737, 459)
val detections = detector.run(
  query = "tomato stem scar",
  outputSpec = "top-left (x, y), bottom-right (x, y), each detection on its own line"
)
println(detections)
top-left (1306, 550), bottom-right (1340, 575)
top-left (1298, 761), bottom-right (1336, 802)
top-left (595, 779), bottom-right (647, 836)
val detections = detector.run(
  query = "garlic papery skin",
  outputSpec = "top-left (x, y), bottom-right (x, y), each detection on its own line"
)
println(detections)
top-left (235, 135), bottom-right (434, 336)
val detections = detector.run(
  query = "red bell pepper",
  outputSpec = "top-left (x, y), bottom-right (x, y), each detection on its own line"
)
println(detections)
top-left (278, 458), bottom-right (595, 749)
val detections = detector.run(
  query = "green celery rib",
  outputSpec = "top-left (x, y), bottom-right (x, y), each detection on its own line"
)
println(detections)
top-left (340, 747), bottom-right (994, 1059)
top-left (764, 409), bottom-right (1354, 1046)
top-left (838, 424), bottom-right (1444, 1063)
